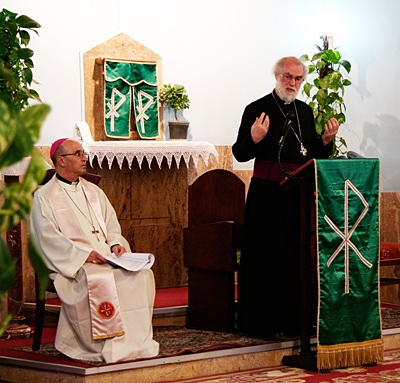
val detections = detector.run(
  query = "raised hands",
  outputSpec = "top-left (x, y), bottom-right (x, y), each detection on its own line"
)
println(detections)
top-left (251, 112), bottom-right (270, 144)
top-left (322, 118), bottom-right (340, 146)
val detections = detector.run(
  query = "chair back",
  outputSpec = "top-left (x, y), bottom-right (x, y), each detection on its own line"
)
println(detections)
top-left (188, 169), bottom-right (245, 227)
top-left (41, 169), bottom-right (102, 186)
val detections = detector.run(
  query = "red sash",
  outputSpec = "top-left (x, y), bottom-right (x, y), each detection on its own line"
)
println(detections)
top-left (253, 158), bottom-right (299, 181)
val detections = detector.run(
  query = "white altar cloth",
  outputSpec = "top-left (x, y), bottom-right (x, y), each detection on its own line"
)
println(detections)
top-left (1, 157), bottom-right (52, 177)
top-left (82, 141), bottom-right (219, 170)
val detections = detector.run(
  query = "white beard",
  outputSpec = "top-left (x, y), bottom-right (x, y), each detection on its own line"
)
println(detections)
top-left (276, 81), bottom-right (298, 103)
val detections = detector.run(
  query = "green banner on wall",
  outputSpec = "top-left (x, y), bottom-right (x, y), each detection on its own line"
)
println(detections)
top-left (104, 60), bottom-right (159, 139)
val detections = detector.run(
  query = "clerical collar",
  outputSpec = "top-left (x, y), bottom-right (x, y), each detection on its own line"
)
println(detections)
top-left (272, 90), bottom-right (307, 156)
top-left (56, 173), bottom-right (80, 185)
top-left (273, 89), bottom-right (293, 105)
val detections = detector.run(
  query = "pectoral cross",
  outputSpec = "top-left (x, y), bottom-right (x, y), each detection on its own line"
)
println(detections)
top-left (91, 226), bottom-right (100, 242)
top-left (300, 143), bottom-right (307, 156)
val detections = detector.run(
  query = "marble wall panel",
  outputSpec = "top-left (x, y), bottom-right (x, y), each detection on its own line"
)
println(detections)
top-left (88, 158), bottom-right (132, 221)
top-left (380, 192), bottom-right (400, 304)
top-left (128, 224), bottom-right (186, 287)
top-left (380, 192), bottom-right (400, 243)
top-left (88, 156), bottom-right (188, 288)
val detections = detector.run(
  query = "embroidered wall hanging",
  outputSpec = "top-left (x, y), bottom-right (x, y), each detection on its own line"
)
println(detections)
top-left (104, 60), bottom-right (160, 139)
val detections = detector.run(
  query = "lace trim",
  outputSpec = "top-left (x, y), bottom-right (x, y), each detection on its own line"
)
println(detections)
top-left (81, 141), bottom-right (219, 170)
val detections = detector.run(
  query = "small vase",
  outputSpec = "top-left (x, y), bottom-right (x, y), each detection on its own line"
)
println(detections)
top-left (168, 121), bottom-right (189, 140)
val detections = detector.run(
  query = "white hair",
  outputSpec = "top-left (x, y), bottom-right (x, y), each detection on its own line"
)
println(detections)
top-left (273, 56), bottom-right (308, 81)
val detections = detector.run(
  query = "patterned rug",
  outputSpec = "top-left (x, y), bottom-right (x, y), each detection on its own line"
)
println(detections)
top-left (157, 348), bottom-right (400, 382)
top-left (16, 327), bottom-right (268, 365)
top-left (15, 306), bottom-right (400, 366)
top-left (382, 305), bottom-right (400, 328)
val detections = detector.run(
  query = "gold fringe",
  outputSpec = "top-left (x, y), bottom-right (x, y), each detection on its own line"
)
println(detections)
top-left (93, 331), bottom-right (125, 340)
top-left (317, 338), bottom-right (384, 371)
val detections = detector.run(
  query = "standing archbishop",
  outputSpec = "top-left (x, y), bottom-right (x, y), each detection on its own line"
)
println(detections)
top-left (233, 56), bottom-right (339, 340)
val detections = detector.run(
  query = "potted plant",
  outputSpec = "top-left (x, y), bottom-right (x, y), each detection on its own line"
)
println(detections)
top-left (300, 35), bottom-right (352, 156)
top-left (0, 8), bottom-right (49, 335)
top-left (159, 83), bottom-right (190, 140)
top-left (0, 8), bottom-right (42, 111)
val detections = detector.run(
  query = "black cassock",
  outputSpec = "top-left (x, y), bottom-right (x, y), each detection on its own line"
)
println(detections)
top-left (232, 90), bottom-right (332, 337)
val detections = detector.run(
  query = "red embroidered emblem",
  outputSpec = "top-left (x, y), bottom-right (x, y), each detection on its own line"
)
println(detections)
top-left (97, 301), bottom-right (115, 319)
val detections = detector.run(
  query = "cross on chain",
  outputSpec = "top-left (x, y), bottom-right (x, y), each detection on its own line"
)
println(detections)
top-left (324, 179), bottom-right (372, 294)
top-left (91, 228), bottom-right (100, 242)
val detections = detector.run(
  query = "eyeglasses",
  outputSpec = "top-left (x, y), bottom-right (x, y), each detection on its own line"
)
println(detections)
top-left (59, 150), bottom-right (89, 158)
top-left (280, 73), bottom-right (304, 84)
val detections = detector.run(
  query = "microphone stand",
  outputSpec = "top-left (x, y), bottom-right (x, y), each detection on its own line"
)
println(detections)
top-left (277, 119), bottom-right (295, 180)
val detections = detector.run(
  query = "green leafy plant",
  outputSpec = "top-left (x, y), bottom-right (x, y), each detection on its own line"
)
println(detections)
top-left (159, 83), bottom-right (190, 121)
top-left (0, 8), bottom-right (42, 112)
top-left (301, 35), bottom-right (352, 155)
top-left (0, 8), bottom-right (49, 336)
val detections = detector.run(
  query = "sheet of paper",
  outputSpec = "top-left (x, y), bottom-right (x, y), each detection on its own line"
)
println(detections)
top-left (105, 253), bottom-right (155, 271)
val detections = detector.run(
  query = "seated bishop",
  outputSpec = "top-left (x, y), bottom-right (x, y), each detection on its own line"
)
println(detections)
top-left (31, 138), bottom-right (159, 363)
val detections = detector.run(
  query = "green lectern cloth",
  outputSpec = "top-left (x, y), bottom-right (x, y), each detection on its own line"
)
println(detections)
top-left (315, 158), bottom-right (383, 370)
top-left (104, 60), bottom-right (159, 139)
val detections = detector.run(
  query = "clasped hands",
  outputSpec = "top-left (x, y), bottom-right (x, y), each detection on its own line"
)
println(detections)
top-left (86, 245), bottom-right (127, 264)
top-left (250, 112), bottom-right (339, 146)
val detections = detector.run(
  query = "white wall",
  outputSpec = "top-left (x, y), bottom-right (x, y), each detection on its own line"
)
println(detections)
top-left (4, 0), bottom-right (400, 191)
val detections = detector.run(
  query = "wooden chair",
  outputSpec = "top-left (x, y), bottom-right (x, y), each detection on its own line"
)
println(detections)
top-left (184, 169), bottom-right (245, 332)
top-left (32, 169), bottom-right (101, 351)
top-left (380, 242), bottom-right (400, 286)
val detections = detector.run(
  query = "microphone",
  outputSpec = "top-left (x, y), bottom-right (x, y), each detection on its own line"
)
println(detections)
top-left (347, 151), bottom-right (365, 159)
top-left (278, 110), bottom-right (296, 147)
top-left (277, 110), bottom-right (297, 180)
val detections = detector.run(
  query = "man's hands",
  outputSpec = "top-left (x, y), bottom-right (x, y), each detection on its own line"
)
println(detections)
top-left (250, 113), bottom-right (339, 147)
top-left (86, 245), bottom-right (127, 264)
top-left (111, 245), bottom-right (127, 257)
top-left (322, 118), bottom-right (340, 146)
top-left (86, 250), bottom-right (106, 264)
top-left (251, 112), bottom-right (270, 144)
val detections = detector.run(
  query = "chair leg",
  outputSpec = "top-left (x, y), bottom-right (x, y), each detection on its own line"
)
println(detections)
top-left (32, 276), bottom-right (45, 351)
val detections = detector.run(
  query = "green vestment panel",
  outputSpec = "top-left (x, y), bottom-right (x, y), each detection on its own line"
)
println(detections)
top-left (104, 60), bottom-right (159, 139)
top-left (315, 158), bottom-right (383, 370)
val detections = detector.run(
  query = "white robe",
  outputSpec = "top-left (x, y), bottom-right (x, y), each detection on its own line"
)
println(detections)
top-left (31, 175), bottom-right (159, 363)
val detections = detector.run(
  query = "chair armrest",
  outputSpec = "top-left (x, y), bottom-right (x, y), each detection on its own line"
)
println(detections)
top-left (380, 242), bottom-right (400, 266)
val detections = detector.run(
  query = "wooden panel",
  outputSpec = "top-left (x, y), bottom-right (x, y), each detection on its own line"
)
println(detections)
top-left (128, 224), bottom-right (185, 288)
top-left (83, 33), bottom-right (163, 141)
top-left (380, 192), bottom-right (400, 243)
top-left (187, 269), bottom-right (235, 332)
top-left (89, 159), bottom-right (131, 220)
top-left (188, 169), bottom-right (245, 227)
top-left (184, 222), bottom-right (236, 271)
top-left (87, 156), bottom-right (188, 288)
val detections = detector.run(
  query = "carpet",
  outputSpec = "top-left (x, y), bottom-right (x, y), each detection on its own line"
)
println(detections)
top-left (15, 327), bottom-right (269, 366)
top-left (12, 305), bottom-right (400, 367)
top-left (39, 285), bottom-right (190, 309)
top-left (156, 348), bottom-right (400, 382)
